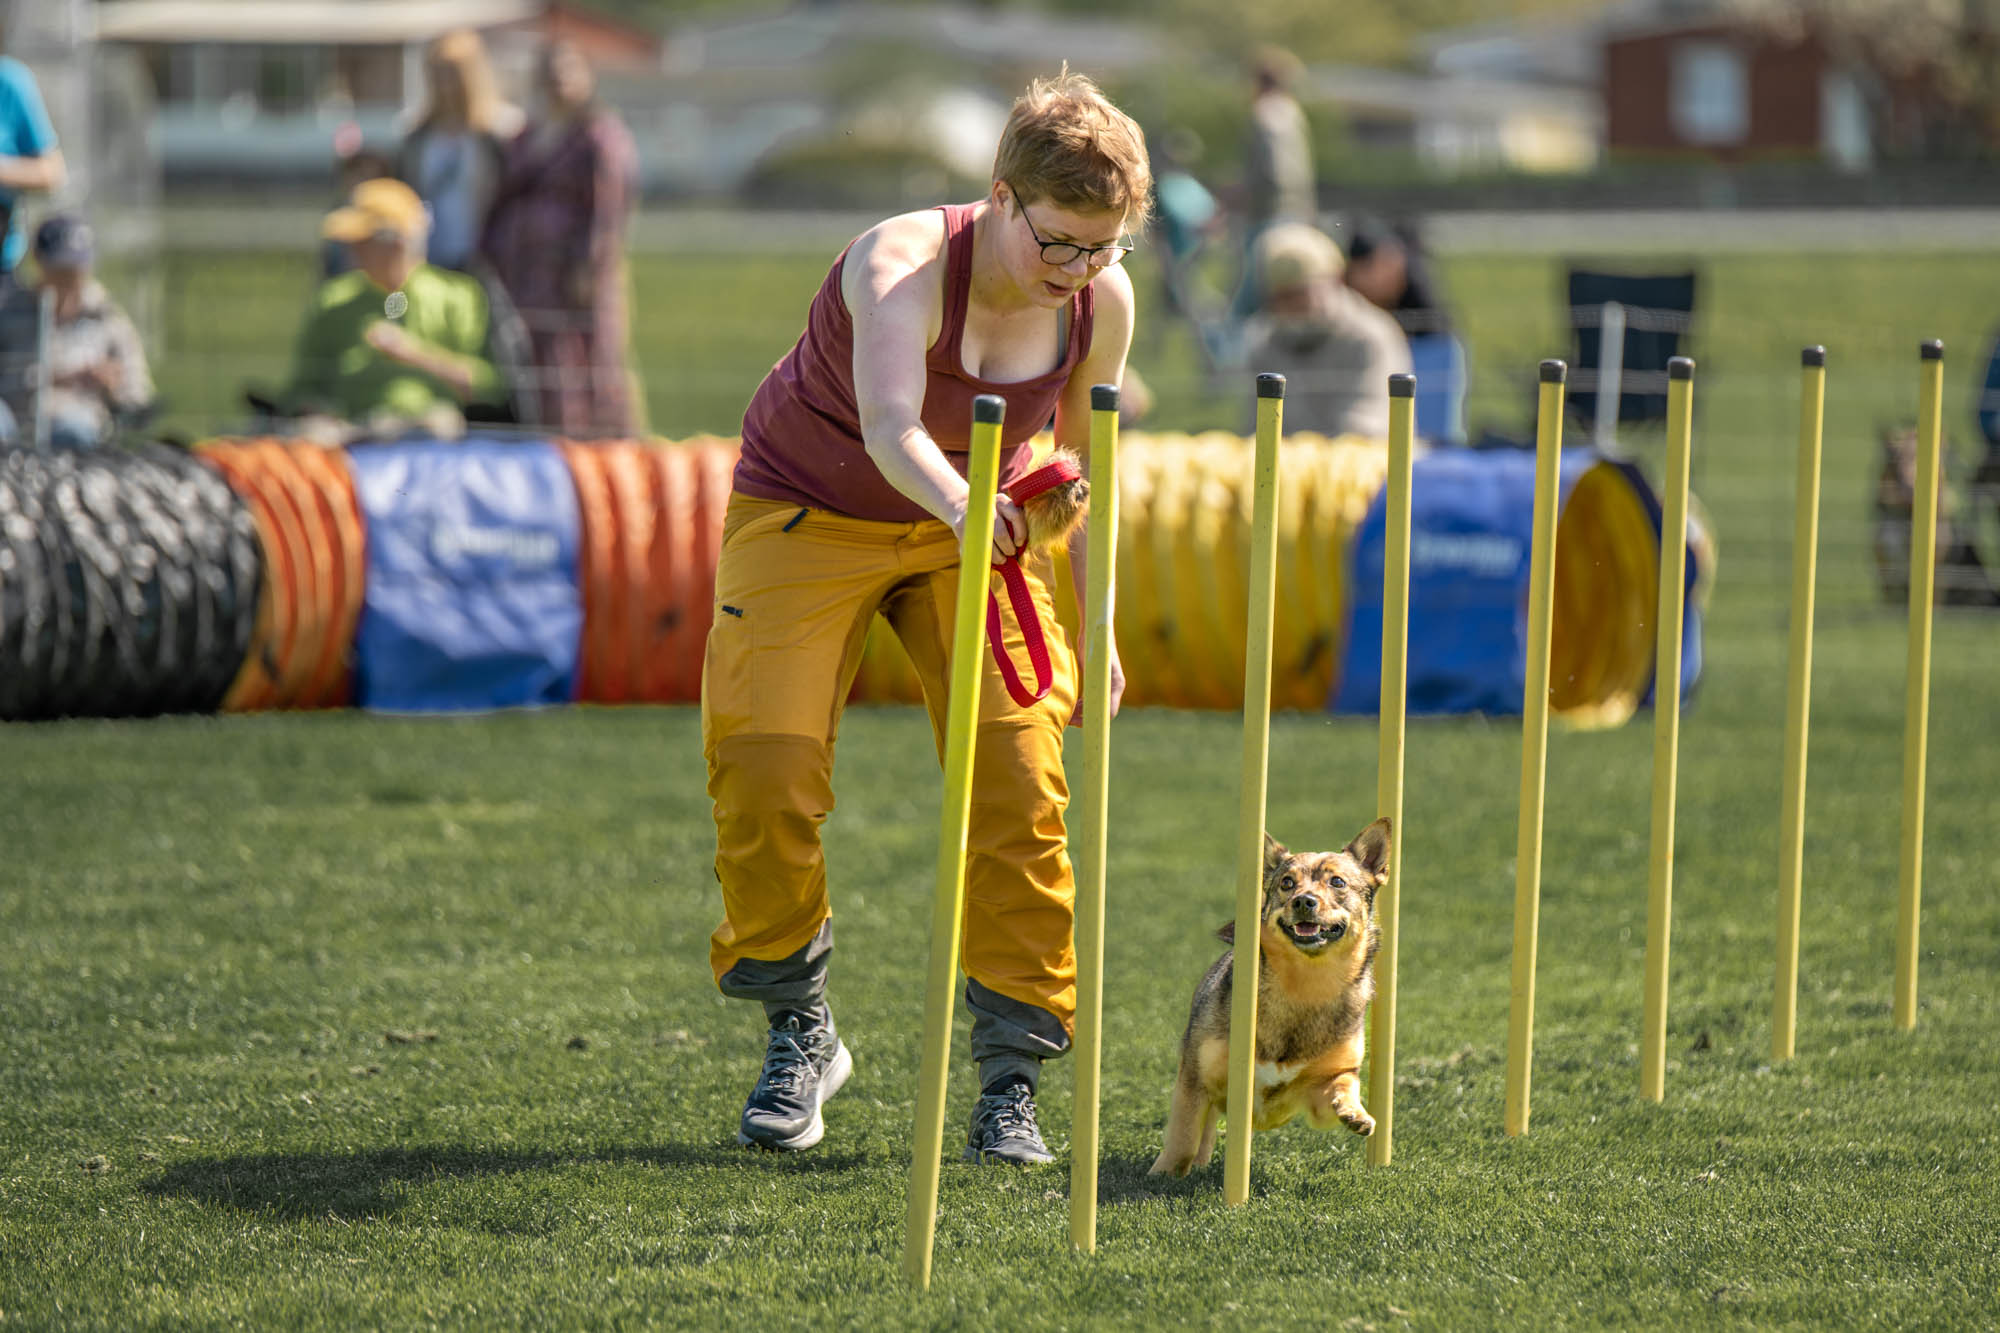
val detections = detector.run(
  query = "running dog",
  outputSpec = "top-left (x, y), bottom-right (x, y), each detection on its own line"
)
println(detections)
top-left (1150, 819), bottom-right (1391, 1176)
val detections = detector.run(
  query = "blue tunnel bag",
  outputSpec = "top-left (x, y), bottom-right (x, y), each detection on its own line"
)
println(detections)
top-left (348, 438), bottom-right (583, 712)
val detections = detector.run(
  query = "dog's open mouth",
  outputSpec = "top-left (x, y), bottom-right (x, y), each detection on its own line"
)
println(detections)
top-left (1284, 919), bottom-right (1344, 948)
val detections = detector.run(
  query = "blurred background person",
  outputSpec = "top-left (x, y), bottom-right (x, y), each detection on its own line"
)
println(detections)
top-left (397, 28), bottom-right (522, 276)
top-left (1149, 126), bottom-right (1228, 372)
top-left (0, 26), bottom-right (64, 285)
top-left (1344, 214), bottom-right (1466, 443)
top-left (279, 178), bottom-right (505, 443)
top-left (1230, 45), bottom-right (1315, 323)
top-left (1242, 221), bottom-right (1408, 441)
top-left (0, 213), bottom-right (153, 449)
top-left (321, 147), bottom-right (395, 279)
top-left (1343, 214), bottom-right (1453, 338)
top-left (479, 40), bottom-right (637, 439)
top-left (1152, 127), bottom-right (1219, 319)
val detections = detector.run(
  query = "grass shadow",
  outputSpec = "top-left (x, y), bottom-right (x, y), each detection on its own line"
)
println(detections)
top-left (143, 1141), bottom-right (873, 1220)
top-left (1092, 1150), bottom-right (1217, 1204)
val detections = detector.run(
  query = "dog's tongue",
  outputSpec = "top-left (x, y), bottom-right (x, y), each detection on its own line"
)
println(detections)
top-left (1293, 921), bottom-right (1322, 938)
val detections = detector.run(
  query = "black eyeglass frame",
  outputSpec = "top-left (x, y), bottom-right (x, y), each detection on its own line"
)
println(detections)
top-left (1007, 184), bottom-right (1135, 269)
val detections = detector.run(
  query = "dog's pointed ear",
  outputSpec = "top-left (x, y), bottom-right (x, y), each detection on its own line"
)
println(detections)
top-left (1262, 833), bottom-right (1288, 873)
top-left (1346, 818), bottom-right (1393, 894)
top-left (1216, 921), bottom-right (1235, 944)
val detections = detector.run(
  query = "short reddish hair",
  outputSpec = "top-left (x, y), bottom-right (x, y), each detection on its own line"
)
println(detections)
top-left (993, 68), bottom-right (1152, 228)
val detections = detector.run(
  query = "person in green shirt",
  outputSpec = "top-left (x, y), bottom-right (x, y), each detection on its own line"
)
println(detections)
top-left (281, 177), bottom-right (507, 441)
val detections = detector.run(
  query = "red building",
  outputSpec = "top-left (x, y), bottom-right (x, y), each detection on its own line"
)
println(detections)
top-left (1600, 9), bottom-right (1936, 169)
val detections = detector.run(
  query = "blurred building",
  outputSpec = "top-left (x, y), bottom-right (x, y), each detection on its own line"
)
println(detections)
top-left (1302, 63), bottom-right (1600, 176)
top-left (654, 4), bottom-right (1168, 202)
top-left (93, 0), bottom-right (662, 187)
top-left (1597, 6), bottom-right (1904, 171)
top-left (91, 0), bottom-right (1170, 201)
top-left (1420, 0), bottom-right (1988, 176)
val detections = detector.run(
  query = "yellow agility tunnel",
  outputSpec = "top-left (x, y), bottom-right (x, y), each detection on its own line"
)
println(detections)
top-left (853, 435), bottom-right (1711, 728)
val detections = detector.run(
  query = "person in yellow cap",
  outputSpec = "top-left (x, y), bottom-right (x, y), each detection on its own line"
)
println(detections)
top-left (1241, 221), bottom-right (1410, 440)
top-left (278, 176), bottom-right (507, 441)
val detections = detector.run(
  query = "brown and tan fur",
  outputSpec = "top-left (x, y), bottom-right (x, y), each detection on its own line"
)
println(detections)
top-left (1149, 819), bottom-right (1391, 1177)
top-left (1016, 447), bottom-right (1089, 550)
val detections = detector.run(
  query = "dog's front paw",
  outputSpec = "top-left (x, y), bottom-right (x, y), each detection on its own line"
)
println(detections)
top-left (1340, 1106), bottom-right (1376, 1137)
top-left (1149, 1151), bottom-right (1196, 1177)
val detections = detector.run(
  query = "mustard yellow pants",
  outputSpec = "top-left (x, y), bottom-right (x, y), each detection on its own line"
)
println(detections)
top-left (703, 493), bottom-right (1079, 1053)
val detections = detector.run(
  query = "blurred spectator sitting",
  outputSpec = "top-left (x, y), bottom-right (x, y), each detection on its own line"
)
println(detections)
top-left (479, 41), bottom-right (637, 438)
top-left (0, 40), bottom-right (65, 282)
top-left (397, 29), bottom-right (523, 275)
top-left (0, 214), bottom-right (153, 449)
top-left (279, 178), bottom-right (506, 443)
top-left (1343, 215), bottom-right (1453, 338)
top-left (1242, 222), bottom-right (1410, 441)
top-left (1345, 216), bottom-right (1467, 443)
top-left (320, 148), bottom-right (395, 279)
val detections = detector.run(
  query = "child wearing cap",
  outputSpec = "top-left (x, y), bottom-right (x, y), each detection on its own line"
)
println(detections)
top-left (279, 177), bottom-right (507, 441)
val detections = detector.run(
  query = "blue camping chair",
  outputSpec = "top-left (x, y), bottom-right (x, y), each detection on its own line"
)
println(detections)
top-left (1565, 269), bottom-right (1698, 444)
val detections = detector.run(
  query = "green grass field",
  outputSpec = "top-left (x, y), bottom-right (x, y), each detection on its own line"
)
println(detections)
top-left (5, 241), bottom-right (1998, 1327)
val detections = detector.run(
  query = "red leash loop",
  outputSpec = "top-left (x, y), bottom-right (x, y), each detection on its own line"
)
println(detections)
top-left (985, 456), bottom-right (1082, 708)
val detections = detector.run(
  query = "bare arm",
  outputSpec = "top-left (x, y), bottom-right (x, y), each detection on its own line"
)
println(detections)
top-left (0, 148), bottom-right (65, 194)
top-left (845, 213), bottom-right (1022, 565)
top-left (364, 320), bottom-right (499, 403)
top-left (1051, 262), bottom-right (1137, 721)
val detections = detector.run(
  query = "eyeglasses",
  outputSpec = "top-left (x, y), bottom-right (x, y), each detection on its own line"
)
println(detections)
top-left (1010, 187), bottom-right (1134, 269)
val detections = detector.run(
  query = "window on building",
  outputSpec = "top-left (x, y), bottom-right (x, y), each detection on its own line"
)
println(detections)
top-left (1670, 41), bottom-right (1748, 146)
top-left (1822, 69), bottom-right (1872, 172)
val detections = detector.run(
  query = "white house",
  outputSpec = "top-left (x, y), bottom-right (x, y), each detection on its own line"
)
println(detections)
top-left (93, 0), bottom-right (664, 185)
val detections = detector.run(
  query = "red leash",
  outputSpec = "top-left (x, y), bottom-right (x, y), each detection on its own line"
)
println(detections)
top-left (986, 456), bottom-right (1082, 708)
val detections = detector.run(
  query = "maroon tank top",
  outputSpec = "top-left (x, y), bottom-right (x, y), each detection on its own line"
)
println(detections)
top-left (733, 202), bottom-right (1095, 522)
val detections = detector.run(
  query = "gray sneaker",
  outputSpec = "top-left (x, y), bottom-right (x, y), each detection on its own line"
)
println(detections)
top-left (962, 1081), bottom-right (1055, 1166)
top-left (737, 1008), bottom-right (852, 1152)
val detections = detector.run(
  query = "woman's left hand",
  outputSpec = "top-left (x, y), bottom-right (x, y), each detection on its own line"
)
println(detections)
top-left (1069, 640), bottom-right (1124, 727)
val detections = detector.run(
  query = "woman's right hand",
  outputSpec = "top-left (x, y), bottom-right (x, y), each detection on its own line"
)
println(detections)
top-left (951, 492), bottom-right (1027, 567)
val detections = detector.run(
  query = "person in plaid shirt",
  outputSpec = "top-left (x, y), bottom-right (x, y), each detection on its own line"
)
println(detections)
top-left (0, 214), bottom-right (152, 449)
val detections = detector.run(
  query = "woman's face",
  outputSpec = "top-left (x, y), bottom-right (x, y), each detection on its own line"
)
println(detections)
top-left (39, 261), bottom-right (87, 294)
top-left (428, 60), bottom-right (467, 120)
top-left (1345, 242), bottom-right (1407, 309)
top-left (541, 46), bottom-right (595, 111)
top-left (996, 183), bottom-right (1129, 310)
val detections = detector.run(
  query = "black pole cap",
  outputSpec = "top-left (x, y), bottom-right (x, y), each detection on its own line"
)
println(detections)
top-left (1539, 359), bottom-right (1567, 384)
top-left (1802, 345), bottom-right (1826, 367)
top-left (1668, 356), bottom-right (1694, 381)
top-left (1090, 383), bottom-right (1119, 413)
top-left (1920, 339), bottom-right (1944, 362)
top-left (973, 394), bottom-right (1006, 425)
top-left (1256, 372), bottom-right (1286, 399)
top-left (1388, 373), bottom-right (1416, 399)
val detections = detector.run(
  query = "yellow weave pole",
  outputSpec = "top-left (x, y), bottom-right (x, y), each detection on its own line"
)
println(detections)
top-left (1895, 340), bottom-right (1945, 1031)
top-left (1367, 372), bottom-right (1416, 1168)
top-left (1774, 346), bottom-right (1826, 1063)
top-left (1070, 382), bottom-right (1120, 1252)
top-left (902, 393), bottom-right (1004, 1289)
top-left (1504, 359), bottom-right (1566, 1138)
top-left (1224, 372), bottom-right (1285, 1206)
top-left (1640, 356), bottom-right (1696, 1104)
